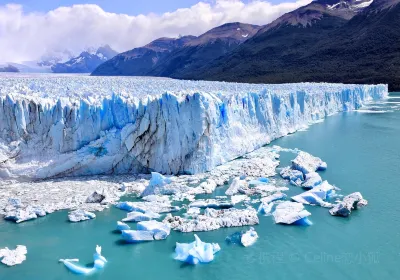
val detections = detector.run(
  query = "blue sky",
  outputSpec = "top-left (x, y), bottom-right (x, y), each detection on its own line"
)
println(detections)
top-left (0, 0), bottom-right (213, 14)
top-left (0, 0), bottom-right (284, 14)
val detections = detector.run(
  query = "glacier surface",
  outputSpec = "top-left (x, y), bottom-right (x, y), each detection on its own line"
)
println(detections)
top-left (0, 75), bottom-right (387, 178)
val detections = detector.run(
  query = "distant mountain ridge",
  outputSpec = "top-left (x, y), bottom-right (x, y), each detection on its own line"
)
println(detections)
top-left (52, 45), bottom-right (118, 73)
top-left (91, 22), bottom-right (260, 76)
top-left (192, 0), bottom-right (400, 90)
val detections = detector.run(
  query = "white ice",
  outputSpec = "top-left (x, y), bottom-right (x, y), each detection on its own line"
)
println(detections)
top-left (240, 227), bottom-right (258, 247)
top-left (59, 245), bottom-right (107, 275)
top-left (174, 234), bottom-right (220, 264)
top-left (0, 245), bottom-right (27, 266)
top-left (0, 75), bottom-right (387, 179)
top-left (272, 201), bottom-right (312, 225)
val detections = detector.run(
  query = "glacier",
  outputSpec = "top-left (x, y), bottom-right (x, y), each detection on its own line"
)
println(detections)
top-left (0, 75), bottom-right (387, 179)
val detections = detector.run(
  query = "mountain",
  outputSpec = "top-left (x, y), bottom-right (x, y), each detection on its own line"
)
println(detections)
top-left (0, 64), bottom-right (19, 72)
top-left (91, 22), bottom-right (260, 76)
top-left (52, 45), bottom-right (118, 73)
top-left (190, 0), bottom-right (400, 91)
top-left (91, 36), bottom-right (195, 76)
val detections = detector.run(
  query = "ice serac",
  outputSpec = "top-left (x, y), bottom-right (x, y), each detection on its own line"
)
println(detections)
top-left (0, 76), bottom-right (388, 178)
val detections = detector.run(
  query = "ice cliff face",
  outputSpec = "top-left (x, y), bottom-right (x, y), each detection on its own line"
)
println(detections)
top-left (0, 75), bottom-right (388, 179)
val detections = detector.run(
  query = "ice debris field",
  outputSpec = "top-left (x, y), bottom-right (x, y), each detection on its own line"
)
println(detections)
top-left (0, 75), bottom-right (387, 179)
top-left (0, 76), bottom-right (387, 271)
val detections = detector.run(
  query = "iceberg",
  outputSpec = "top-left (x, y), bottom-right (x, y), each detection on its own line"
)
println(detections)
top-left (68, 209), bottom-right (96, 222)
top-left (189, 199), bottom-right (233, 209)
top-left (258, 202), bottom-right (274, 215)
top-left (240, 227), bottom-right (258, 247)
top-left (163, 207), bottom-right (259, 232)
top-left (0, 75), bottom-right (387, 179)
top-left (301, 172), bottom-right (322, 189)
top-left (117, 221), bottom-right (131, 231)
top-left (115, 201), bottom-right (179, 213)
top-left (225, 177), bottom-right (248, 196)
top-left (292, 181), bottom-right (336, 207)
top-left (137, 220), bottom-right (171, 240)
top-left (272, 201), bottom-right (312, 225)
top-left (121, 221), bottom-right (170, 242)
top-left (291, 151), bottom-right (327, 175)
top-left (329, 192), bottom-right (368, 217)
top-left (59, 245), bottom-right (107, 275)
top-left (121, 230), bottom-right (155, 243)
top-left (174, 234), bottom-right (220, 264)
top-left (140, 172), bottom-right (175, 197)
top-left (0, 245), bottom-right (27, 266)
top-left (260, 193), bottom-right (287, 204)
top-left (122, 211), bottom-right (160, 222)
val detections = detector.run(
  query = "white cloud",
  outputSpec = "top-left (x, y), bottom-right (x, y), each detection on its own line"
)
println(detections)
top-left (0, 0), bottom-right (311, 62)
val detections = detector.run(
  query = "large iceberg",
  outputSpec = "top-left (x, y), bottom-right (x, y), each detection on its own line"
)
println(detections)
top-left (0, 75), bottom-right (387, 179)
top-left (59, 245), bottom-right (107, 275)
top-left (329, 192), bottom-right (368, 217)
top-left (121, 221), bottom-right (171, 242)
top-left (272, 202), bottom-right (312, 225)
top-left (174, 234), bottom-right (220, 264)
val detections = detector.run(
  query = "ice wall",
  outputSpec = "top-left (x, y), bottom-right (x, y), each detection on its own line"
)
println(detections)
top-left (0, 75), bottom-right (388, 179)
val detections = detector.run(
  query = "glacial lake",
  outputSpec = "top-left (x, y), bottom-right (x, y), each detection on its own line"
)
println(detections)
top-left (1, 93), bottom-right (400, 280)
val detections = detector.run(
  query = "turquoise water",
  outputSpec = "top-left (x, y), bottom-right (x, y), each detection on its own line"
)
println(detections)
top-left (1, 94), bottom-right (400, 280)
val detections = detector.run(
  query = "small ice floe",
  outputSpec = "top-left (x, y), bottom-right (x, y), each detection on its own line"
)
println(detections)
top-left (184, 207), bottom-right (201, 217)
top-left (329, 192), bottom-right (368, 217)
top-left (121, 211), bottom-right (160, 222)
top-left (301, 172), bottom-right (322, 189)
top-left (115, 201), bottom-right (180, 213)
top-left (292, 181), bottom-right (336, 207)
top-left (68, 210), bottom-right (96, 222)
top-left (116, 221), bottom-right (130, 232)
top-left (85, 190), bottom-right (106, 203)
top-left (240, 227), bottom-right (258, 247)
top-left (59, 245), bottom-right (107, 275)
top-left (174, 234), bottom-right (220, 264)
top-left (140, 172), bottom-right (173, 197)
top-left (272, 201), bottom-right (312, 226)
top-left (260, 193), bottom-right (287, 204)
top-left (248, 177), bottom-right (270, 185)
top-left (3, 198), bottom-right (47, 223)
top-left (189, 199), bottom-right (233, 209)
top-left (225, 177), bottom-right (248, 196)
top-left (280, 167), bottom-right (304, 186)
top-left (231, 195), bottom-right (250, 205)
top-left (291, 151), bottom-right (327, 175)
top-left (258, 202), bottom-right (274, 215)
top-left (0, 245), bottom-right (27, 266)
top-left (121, 221), bottom-right (171, 242)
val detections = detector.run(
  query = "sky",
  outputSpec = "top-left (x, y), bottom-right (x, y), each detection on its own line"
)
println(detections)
top-left (0, 0), bottom-right (312, 62)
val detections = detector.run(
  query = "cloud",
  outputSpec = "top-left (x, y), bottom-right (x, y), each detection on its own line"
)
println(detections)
top-left (0, 0), bottom-right (311, 62)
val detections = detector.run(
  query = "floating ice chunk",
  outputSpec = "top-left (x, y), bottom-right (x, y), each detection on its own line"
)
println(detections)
top-left (273, 201), bottom-right (312, 225)
top-left (280, 167), bottom-right (304, 182)
top-left (117, 221), bottom-right (130, 231)
top-left (142, 195), bottom-right (170, 203)
top-left (174, 234), bottom-right (220, 264)
top-left (260, 193), bottom-right (287, 204)
top-left (4, 209), bottom-right (37, 223)
top-left (241, 227), bottom-right (258, 247)
top-left (301, 172), bottom-right (322, 189)
top-left (0, 245), bottom-right (27, 266)
top-left (225, 177), bottom-right (248, 196)
top-left (189, 199), bottom-right (233, 209)
top-left (258, 202), bottom-right (274, 215)
top-left (291, 151), bottom-right (327, 175)
top-left (164, 207), bottom-right (259, 232)
top-left (141, 172), bottom-right (175, 197)
top-left (184, 207), bottom-right (201, 217)
top-left (137, 220), bottom-right (171, 240)
top-left (292, 181), bottom-right (336, 207)
top-left (59, 245), bottom-right (107, 275)
top-left (68, 209), bottom-right (96, 222)
top-left (116, 201), bottom-right (180, 213)
top-left (122, 211), bottom-right (160, 222)
top-left (231, 195), bottom-right (249, 205)
top-left (329, 192), bottom-right (368, 217)
top-left (121, 230), bottom-right (154, 243)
